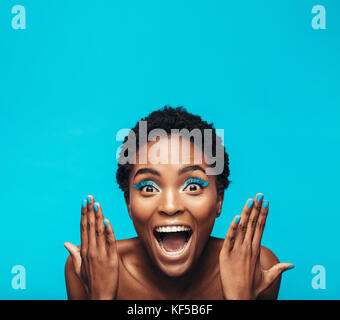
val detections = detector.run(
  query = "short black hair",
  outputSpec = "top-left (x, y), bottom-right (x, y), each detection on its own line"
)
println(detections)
top-left (116, 106), bottom-right (231, 198)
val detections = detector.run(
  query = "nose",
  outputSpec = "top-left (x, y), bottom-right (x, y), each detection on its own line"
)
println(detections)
top-left (158, 188), bottom-right (184, 216)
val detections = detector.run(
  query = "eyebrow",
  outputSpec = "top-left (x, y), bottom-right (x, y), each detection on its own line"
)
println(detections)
top-left (134, 168), bottom-right (160, 179)
top-left (133, 165), bottom-right (206, 179)
top-left (178, 165), bottom-right (206, 175)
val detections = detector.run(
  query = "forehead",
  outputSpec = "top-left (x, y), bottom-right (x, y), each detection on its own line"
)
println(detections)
top-left (135, 134), bottom-right (209, 170)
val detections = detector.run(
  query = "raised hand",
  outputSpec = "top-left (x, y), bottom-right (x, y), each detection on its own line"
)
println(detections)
top-left (64, 195), bottom-right (119, 300)
top-left (219, 193), bottom-right (294, 300)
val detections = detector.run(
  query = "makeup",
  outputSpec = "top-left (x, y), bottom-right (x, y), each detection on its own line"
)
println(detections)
top-left (181, 178), bottom-right (209, 191)
top-left (133, 180), bottom-right (161, 191)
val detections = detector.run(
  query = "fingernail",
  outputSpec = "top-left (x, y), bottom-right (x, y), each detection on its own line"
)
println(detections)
top-left (87, 196), bottom-right (92, 204)
top-left (82, 199), bottom-right (87, 208)
top-left (103, 220), bottom-right (108, 228)
top-left (235, 216), bottom-right (241, 224)
top-left (247, 200), bottom-right (254, 208)
top-left (262, 200), bottom-right (269, 209)
top-left (93, 204), bottom-right (98, 213)
top-left (257, 194), bottom-right (264, 202)
top-left (287, 265), bottom-right (295, 271)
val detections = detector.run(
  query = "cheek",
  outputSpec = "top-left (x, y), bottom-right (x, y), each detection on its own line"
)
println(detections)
top-left (130, 194), bottom-right (156, 222)
top-left (183, 193), bottom-right (218, 221)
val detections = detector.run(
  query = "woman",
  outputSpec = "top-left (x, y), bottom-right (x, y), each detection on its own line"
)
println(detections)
top-left (64, 106), bottom-right (294, 300)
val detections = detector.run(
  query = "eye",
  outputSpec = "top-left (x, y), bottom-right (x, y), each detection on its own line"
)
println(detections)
top-left (182, 178), bottom-right (209, 193)
top-left (141, 185), bottom-right (158, 193)
top-left (133, 180), bottom-right (160, 194)
top-left (186, 183), bottom-right (200, 192)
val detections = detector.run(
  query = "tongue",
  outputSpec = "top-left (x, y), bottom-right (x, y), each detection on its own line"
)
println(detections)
top-left (162, 232), bottom-right (186, 252)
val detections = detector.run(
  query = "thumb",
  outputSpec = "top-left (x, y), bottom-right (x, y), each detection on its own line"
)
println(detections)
top-left (263, 263), bottom-right (295, 288)
top-left (64, 242), bottom-right (81, 276)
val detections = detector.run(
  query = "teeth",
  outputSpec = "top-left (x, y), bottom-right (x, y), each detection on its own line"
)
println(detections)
top-left (158, 239), bottom-right (190, 255)
top-left (155, 225), bottom-right (191, 233)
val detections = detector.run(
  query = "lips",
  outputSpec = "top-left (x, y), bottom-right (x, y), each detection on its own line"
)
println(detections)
top-left (153, 225), bottom-right (193, 254)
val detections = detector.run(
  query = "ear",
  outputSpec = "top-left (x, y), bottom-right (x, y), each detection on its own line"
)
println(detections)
top-left (124, 192), bottom-right (132, 219)
top-left (216, 190), bottom-right (224, 218)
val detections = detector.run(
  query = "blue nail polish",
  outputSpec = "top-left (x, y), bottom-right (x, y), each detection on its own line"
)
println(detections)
top-left (257, 194), bottom-right (264, 202)
top-left (235, 216), bottom-right (241, 224)
top-left (87, 196), bottom-right (92, 204)
top-left (103, 220), bottom-right (108, 228)
top-left (82, 200), bottom-right (87, 208)
top-left (287, 265), bottom-right (295, 271)
top-left (263, 200), bottom-right (269, 209)
top-left (248, 200), bottom-right (254, 208)
top-left (93, 204), bottom-right (98, 212)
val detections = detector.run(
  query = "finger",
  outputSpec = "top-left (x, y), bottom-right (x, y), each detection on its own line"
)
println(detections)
top-left (233, 198), bottom-right (254, 248)
top-left (64, 242), bottom-right (81, 276)
top-left (252, 200), bottom-right (269, 252)
top-left (104, 219), bottom-right (117, 256)
top-left (262, 263), bottom-right (295, 291)
top-left (80, 199), bottom-right (88, 259)
top-left (243, 193), bottom-right (264, 245)
top-left (86, 195), bottom-right (97, 254)
top-left (222, 215), bottom-right (241, 252)
top-left (94, 202), bottom-right (106, 254)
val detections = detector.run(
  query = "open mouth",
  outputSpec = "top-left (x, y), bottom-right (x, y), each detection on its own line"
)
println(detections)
top-left (153, 225), bottom-right (193, 255)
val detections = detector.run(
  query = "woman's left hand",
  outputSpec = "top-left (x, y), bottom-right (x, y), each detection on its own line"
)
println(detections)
top-left (219, 193), bottom-right (294, 300)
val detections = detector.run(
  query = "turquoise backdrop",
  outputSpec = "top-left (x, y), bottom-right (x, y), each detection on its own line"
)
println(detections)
top-left (0, 0), bottom-right (339, 299)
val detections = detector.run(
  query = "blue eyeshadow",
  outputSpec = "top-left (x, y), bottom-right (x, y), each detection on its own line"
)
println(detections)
top-left (133, 180), bottom-right (160, 190)
top-left (181, 178), bottom-right (209, 190)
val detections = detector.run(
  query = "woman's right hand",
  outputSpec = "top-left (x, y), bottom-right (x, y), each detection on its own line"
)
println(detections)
top-left (64, 195), bottom-right (119, 300)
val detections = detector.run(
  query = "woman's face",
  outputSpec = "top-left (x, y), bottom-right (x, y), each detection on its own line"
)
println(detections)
top-left (125, 135), bottom-right (224, 277)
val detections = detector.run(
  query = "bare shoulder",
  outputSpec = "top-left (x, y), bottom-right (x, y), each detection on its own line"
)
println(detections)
top-left (64, 245), bottom-right (87, 300)
top-left (258, 246), bottom-right (281, 299)
top-left (259, 246), bottom-right (280, 268)
top-left (116, 237), bottom-right (150, 273)
top-left (116, 237), bottom-right (144, 260)
top-left (115, 237), bottom-right (158, 294)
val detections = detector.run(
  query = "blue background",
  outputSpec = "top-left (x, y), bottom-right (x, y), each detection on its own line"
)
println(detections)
top-left (1, 0), bottom-right (339, 299)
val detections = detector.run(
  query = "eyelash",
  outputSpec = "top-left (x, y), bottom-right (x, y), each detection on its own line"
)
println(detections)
top-left (181, 178), bottom-right (209, 191)
top-left (133, 180), bottom-right (160, 192)
top-left (133, 178), bottom-right (209, 193)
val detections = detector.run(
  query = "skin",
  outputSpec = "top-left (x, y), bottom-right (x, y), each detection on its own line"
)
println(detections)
top-left (64, 136), bottom-right (293, 299)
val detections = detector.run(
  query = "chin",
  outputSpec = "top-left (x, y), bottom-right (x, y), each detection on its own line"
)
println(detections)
top-left (156, 256), bottom-right (195, 278)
